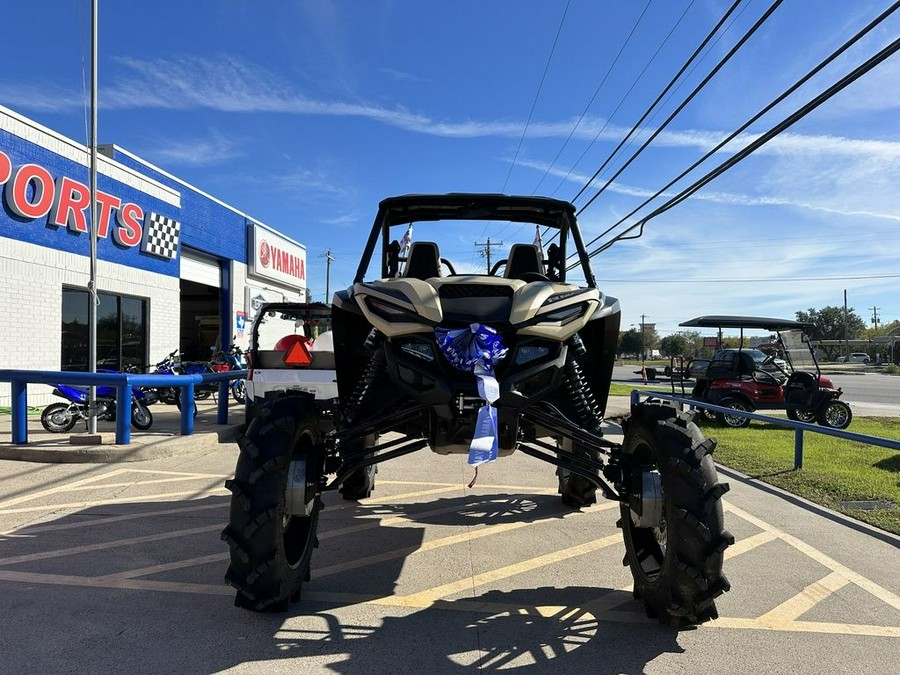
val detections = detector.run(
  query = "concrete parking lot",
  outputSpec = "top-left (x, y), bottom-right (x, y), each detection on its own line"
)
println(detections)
top-left (0, 404), bottom-right (898, 675)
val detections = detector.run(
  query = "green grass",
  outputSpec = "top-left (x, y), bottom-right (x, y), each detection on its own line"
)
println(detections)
top-left (696, 417), bottom-right (900, 535)
top-left (0, 406), bottom-right (43, 415)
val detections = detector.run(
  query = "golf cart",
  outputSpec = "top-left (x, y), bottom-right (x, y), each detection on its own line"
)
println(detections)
top-left (680, 315), bottom-right (851, 429)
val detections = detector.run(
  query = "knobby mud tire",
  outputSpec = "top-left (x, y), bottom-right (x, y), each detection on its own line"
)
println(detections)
top-left (340, 458), bottom-right (376, 501)
top-left (223, 394), bottom-right (323, 612)
top-left (557, 443), bottom-right (599, 508)
top-left (619, 402), bottom-right (733, 627)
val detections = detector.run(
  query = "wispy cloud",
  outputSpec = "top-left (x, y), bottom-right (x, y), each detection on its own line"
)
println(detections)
top-left (5, 54), bottom-right (899, 164)
top-left (146, 130), bottom-right (243, 167)
top-left (514, 158), bottom-right (900, 223)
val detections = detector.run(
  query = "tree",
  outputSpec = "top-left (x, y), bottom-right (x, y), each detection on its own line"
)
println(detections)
top-left (796, 306), bottom-right (866, 340)
top-left (618, 329), bottom-right (643, 357)
top-left (659, 332), bottom-right (696, 357)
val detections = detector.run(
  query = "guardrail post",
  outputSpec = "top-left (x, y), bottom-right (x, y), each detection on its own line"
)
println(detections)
top-left (181, 383), bottom-right (195, 436)
top-left (217, 379), bottom-right (229, 425)
top-left (11, 379), bottom-right (27, 445)
top-left (794, 428), bottom-right (804, 470)
top-left (115, 384), bottom-right (132, 445)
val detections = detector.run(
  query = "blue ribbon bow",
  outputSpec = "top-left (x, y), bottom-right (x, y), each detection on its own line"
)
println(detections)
top-left (435, 324), bottom-right (508, 465)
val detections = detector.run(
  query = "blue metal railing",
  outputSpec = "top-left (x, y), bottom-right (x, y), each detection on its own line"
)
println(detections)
top-left (0, 369), bottom-right (247, 446)
top-left (630, 390), bottom-right (900, 469)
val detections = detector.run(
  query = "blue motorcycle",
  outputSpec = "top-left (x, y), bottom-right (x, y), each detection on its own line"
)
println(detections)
top-left (40, 379), bottom-right (155, 433)
top-left (210, 344), bottom-right (246, 404)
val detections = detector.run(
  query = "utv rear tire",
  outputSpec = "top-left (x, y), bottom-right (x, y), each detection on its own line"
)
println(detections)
top-left (557, 443), bottom-right (599, 508)
top-left (340, 462), bottom-right (376, 501)
top-left (223, 394), bottom-right (323, 612)
top-left (619, 403), bottom-right (732, 627)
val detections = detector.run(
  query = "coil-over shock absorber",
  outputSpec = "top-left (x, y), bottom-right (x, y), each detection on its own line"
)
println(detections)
top-left (562, 333), bottom-right (604, 433)
top-left (343, 328), bottom-right (387, 426)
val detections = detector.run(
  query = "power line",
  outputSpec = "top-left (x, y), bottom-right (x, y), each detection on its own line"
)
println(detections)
top-left (577, 0), bottom-right (900, 258)
top-left (569, 0), bottom-right (744, 205)
top-left (574, 0), bottom-right (784, 215)
top-left (598, 273), bottom-right (900, 283)
top-left (529, 0), bottom-right (658, 195)
top-left (589, 36), bottom-right (900, 258)
top-left (499, 0), bottom-right (571, 195)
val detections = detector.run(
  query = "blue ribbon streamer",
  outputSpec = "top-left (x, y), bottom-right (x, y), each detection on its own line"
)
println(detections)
top-left (435, 324), bottom-right (508, 465)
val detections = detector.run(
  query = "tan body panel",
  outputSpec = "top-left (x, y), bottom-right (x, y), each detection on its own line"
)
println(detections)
top-left (353, 276), bottom-right (608, 339)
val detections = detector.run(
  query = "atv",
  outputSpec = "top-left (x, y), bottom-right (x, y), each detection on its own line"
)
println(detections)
top-left (224, 194), bottom-right (732, 625)
top-left (680, 315), bottom-right (852, 429)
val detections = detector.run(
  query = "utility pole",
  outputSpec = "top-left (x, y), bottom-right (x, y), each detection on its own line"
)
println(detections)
top-left (640, 314), bottom-right (646, 363)
top-left (320, 249), bottom-right (335, 303)
top-left (843, 289), bottom-right (849, 359)
top-left (871, 305), bottom-right (881, 331)
top-left (475, 238), bottom-right (503, 274)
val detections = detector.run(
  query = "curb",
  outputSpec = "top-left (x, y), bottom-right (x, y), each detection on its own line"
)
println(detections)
top-left (0, 424), bottom-right (243, 464)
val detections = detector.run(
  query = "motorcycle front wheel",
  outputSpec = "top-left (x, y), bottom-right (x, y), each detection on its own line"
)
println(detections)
top-left (231, 379), bottom-right (246, 404)
top-left (41, 403), bottom-right (78, 433)
top-left (131, 403), bottom-right (154, 430)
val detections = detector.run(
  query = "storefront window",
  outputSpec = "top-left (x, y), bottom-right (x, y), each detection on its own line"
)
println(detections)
top-left (61, 289), bottom-right (148, 372)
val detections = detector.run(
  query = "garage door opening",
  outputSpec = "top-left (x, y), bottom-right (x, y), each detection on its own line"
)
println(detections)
top-left (180, 279), bottom-right (220, 361)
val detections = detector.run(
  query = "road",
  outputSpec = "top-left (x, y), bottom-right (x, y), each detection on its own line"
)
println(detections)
top-left (612, 365), bottom-right (900, 408)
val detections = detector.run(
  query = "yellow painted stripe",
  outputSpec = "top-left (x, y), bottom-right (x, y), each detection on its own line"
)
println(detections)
top-left (724, 530), bottom-right (778, 559)
top-left (321, 500), bottom-right (617, 540)
top-left (59, 476), bottom-right (226, 492)
top-left (316, 507), bottom-right (611, 578)
top-left (1, 502), bottom-right (225, 536)
top-left (709, 616), bottom-right (900, 638)
top-left (0, 468), bottom-right (128, 509)
top-left (117, 469), bottom-right (227, 478)
top-left (0, 569), bottom-right (231, 596)
top-left (725, 502), bottom-right (900, 613)
top-left (378, 479), bottom-right (560, 494)
top-left (758, 572), bottom-right (849, 625)
top-left (384, 533), bottom-right (622, 607)
top-left (0, 487), bottom-right (228, 515)
top-left (99, 553), bottom-right (227, 580)
top-left (0, 524), bottom-right (222, 566)
top-left (0, 569), bottom-right (897, 639)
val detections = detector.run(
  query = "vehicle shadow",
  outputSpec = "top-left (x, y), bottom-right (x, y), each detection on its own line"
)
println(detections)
top-left (0, 489), bottom-right (679, 674)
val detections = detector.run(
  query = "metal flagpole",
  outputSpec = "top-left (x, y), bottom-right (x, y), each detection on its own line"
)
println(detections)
top-left (87, 0), bottom-right (99, 434)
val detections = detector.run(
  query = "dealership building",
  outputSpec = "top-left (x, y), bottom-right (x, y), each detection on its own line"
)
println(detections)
top-left (0, 104), bottom-right (308, 406)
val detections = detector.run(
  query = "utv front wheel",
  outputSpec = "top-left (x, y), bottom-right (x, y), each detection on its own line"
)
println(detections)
top-left (619, 403), bottom-right (732, 627)
top-left (223, 394), bottom-right (323, 611)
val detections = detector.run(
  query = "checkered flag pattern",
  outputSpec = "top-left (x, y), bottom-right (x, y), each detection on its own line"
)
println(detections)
top-left (141, 212), bottom-right (181, 260)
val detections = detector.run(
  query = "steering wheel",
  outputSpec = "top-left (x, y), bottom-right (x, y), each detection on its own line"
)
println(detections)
top-left (489, 259), bottom-right (506, 276)
top-left (440, 258), bottom-right (457, 275)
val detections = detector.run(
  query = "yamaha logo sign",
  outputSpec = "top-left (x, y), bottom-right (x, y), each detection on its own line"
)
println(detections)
top-left (248, 224), bottom-right (306, 291)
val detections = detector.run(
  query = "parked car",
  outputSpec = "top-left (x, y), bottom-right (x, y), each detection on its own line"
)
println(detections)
top-left (836, 353), bottom-right (870, 363)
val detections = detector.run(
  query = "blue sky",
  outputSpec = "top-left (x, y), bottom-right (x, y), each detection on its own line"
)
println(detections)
top-left (3, 0), bottom-right (899, 337)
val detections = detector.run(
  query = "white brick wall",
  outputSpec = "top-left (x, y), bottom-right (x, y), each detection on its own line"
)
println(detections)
top-left (0, 238), bottom-right (179, 406)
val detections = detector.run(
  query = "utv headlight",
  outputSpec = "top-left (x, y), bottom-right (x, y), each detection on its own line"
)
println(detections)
top-left (399, 339), bottom-right (435, 362)
top-left (515, 344), bottom-right (551, 365)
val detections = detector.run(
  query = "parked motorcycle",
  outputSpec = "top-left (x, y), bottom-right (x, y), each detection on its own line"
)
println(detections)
top-left (210, 344), bottom-right (246, 404)
top-left (40, 379), bottom-right (156, 433)
top-left (148, 350), bottom-right (183, 405)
